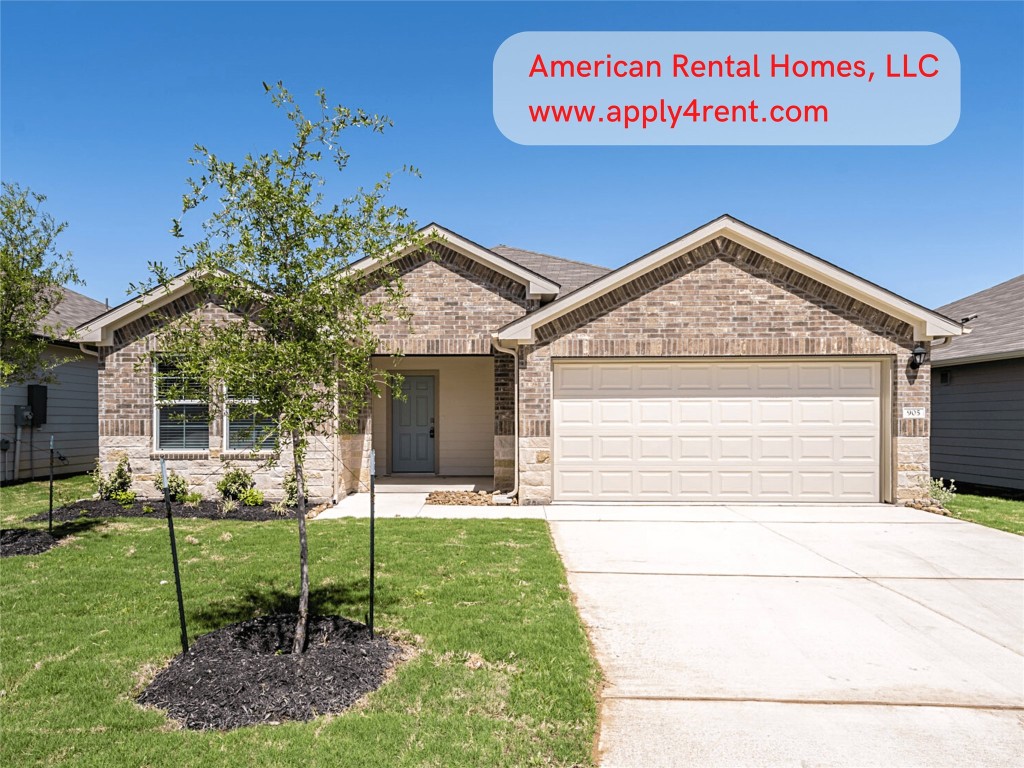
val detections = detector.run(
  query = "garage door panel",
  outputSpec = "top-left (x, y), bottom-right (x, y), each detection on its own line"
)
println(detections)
top-left (678, 436), bottom-right (713, 460)
top-left (677, 400), bottom-right (714, 424)
top-left (597, 436), bottom-right (632, 461)
top-left (639, 435), bottom-right (674, 461)
top-left (553, 361), bottom-right (881, 503)
top-left (638, 400), bottom-right (673, 425)
top-left (719, 400), bottom-right (755, 424)
top-left (596, 366), bottom-right (632, 391)
top-left (637, 471), bottom-right (673, 497)
top-left (758, 436), bottom-right (795, 461)
top-left (597, 400), bottom-right (632, 426)
top-left (558, 436), bottom-right (594, 461)
top-left (678, 471), bottom-right (714, 497)
top-left (638, 365), bottom-right (673, 391)
top-left (719, 436), bottom-right (754, 461)
top-left (556, 400), bottom-right (594, 426)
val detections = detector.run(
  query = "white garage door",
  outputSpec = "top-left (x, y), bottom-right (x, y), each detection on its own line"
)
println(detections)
top-left (553, 360), bottom-right (882, 503)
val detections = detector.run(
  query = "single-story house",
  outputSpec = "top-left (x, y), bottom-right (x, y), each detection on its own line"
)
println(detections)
top-left (930, 275), bottom-right (1024, 493)
top-left (76, 215), bottom-right (964, 504)
top-left (0, 287), bottom-right (107, 482)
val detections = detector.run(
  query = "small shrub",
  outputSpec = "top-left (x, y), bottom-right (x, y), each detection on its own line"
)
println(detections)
top-left (271, 500), bottom-right (289, 517)
top-left (284, 471), bottom-right (298, 507)
top-left (158, 472), bottom-right (191, 502)
top-left (220, 498), bottom-right (239, 517)
top-left (110, 489), bottom-right (137, 509)
top-left (95, 456), bottom-right (133, 500)
top-left (142, 504), bottom-right (155, 515)
top-left (929, 477), bottom-right (957, 507)
top-left (217, 468), bottom-right (255, 500)
top-left (238, 487), bottom-right (265, 506)
top-left (183, 491), bottom-right (203, 508)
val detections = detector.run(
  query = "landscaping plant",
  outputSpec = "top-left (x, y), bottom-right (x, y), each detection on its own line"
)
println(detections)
top-left (216, 467), bottom-right (256, 500)
top-left (95, 456), bottom-right (133, 500)
top-left (138, 82), bottom-right (422, 653)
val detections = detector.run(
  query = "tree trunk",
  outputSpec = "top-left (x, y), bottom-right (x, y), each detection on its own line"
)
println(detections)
top-left (291, 430), bottom-right (310, 654)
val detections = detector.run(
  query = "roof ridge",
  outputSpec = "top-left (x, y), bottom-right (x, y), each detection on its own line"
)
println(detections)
top-left (492, 243), bottom-right (610, 272)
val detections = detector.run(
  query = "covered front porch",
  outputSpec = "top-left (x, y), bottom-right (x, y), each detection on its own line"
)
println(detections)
top-left (336, 354), bottom-right (514, 498)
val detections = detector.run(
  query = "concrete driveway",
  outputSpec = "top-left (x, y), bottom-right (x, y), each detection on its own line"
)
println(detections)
top-left (548, 504), bottom-right (1024, 767)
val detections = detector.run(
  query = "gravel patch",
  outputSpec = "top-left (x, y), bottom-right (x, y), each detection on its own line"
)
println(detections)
top-left (426, 490), bottom-right (514, 506)
top-left (137, 614), bottom-right (400, 730)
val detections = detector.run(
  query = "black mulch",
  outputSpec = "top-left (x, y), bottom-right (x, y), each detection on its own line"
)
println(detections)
top-left (0, 527), bottom-right (58, 557)
top-left (137, 615), bottom-right (400, 730)
top-left (27, 499), bottom-right (291, 524)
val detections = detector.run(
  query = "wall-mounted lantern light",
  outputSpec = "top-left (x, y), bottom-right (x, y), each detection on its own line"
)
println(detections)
top-left (909, 344), bottom-right (927, 369)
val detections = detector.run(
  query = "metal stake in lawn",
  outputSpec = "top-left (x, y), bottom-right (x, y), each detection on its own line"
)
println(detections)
top-left (48, 436), bottom-right (54, 534)
top-left (369, 448), bottom-right (376, 638)
top-left (160, 459), bottom-right (189, 654)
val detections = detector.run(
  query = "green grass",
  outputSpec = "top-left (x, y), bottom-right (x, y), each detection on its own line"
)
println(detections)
top-left (0, 473), bottom-right (97, 525)
top-left (1, 478), bottom-right (600, 767)
top-left (947, 492), bottom-right (1024, 536)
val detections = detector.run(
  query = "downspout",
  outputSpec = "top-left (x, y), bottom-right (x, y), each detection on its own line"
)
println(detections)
top-left (78, 343), bottom-right (99, 358)
top-left (491, 336), bottom-right (519, 503)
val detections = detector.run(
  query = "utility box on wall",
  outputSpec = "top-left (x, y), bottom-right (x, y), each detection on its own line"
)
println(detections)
top-left (27, 385), bottom-right (47, 427)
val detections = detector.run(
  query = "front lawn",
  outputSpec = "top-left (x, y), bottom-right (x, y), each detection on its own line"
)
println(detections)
top-left (0, 477), bottom-right (600, 767)
top-left (947, 492), bottom-right (1024, 536)
top-left (0, 473), bottom-right (97, 525)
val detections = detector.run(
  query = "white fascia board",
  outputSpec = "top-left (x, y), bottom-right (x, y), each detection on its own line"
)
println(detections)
top-left (497, 217), bottom-right (963, 344)
top-left (352, 224), bottom-right (560, 299)
top-left (76, 272), bottom-right (200, 346)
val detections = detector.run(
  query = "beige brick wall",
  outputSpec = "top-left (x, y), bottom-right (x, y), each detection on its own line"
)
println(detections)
top-left (97, 298), bottom-right (333, 501)
top-left (517, 236), bottom-right (931, 504)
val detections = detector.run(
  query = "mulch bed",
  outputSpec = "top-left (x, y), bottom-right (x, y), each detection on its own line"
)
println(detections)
top-left (137, 614), bottom-right (400, 730)
top-left (426, 490), bottom-right (515, 506)
top-left (0, 527), bottom-right (58, 557)
top-left (28, 499), bottom-right (296, 524)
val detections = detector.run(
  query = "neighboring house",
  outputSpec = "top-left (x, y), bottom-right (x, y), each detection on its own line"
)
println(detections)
top-left (0, 288), bottom-right (107, 482)
top-left (930, 275), bottom-right (1024, 493)
top-left (76, 215), bottom-right (963, 504)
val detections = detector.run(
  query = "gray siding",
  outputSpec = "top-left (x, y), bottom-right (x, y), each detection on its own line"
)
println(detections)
top-left (931, 358), bottom-right (1024, 491)
top-left (0, 346), bottom-right (99, 480)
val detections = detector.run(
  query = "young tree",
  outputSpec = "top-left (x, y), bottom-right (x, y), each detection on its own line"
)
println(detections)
top-left (145, 83), bottom-right (421, 653)
top-left (0, 183), bottom-right (82, 386)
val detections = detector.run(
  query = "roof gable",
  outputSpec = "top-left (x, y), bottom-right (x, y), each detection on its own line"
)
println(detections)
top-left (352, 224), bottom-right (560, 299)
top-left (497, 215), bottom-right (964, 344)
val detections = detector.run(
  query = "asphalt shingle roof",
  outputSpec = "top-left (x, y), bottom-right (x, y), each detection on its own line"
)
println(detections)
top-left (490, 245), bottom-right (611, 296)
top-left (38, 287), bottom-right (107, 337)
top-left (931, 274), bottom-right (1024, 364)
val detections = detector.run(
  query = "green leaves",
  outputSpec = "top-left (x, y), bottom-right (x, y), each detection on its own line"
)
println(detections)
top-left (0, 182), bottom-right (82, 386)
top-left (144, 83), bottom-right (422, 464)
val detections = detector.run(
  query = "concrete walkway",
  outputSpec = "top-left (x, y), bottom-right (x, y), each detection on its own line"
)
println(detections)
top-left (549, 504), bottom-right (1024, 767)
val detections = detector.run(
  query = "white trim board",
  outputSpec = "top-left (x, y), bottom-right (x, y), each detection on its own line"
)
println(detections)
top-left (496, 215), bottom-right (964, 344)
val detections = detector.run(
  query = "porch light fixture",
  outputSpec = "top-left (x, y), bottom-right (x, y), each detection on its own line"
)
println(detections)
top-left (909, 344), bottom-right (927, 370)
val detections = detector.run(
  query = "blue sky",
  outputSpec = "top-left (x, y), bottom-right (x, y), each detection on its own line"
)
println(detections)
top-left (2, 1), bottom-right (1022, 310)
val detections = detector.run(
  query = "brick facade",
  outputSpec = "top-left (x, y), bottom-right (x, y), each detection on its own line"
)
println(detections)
top-left (95, 235), bottom-right (937, 507)
top-left (346, 243), bottom-right (535, 490)
top-left (97, 298), bottom-right (333, 501)
top-left (516, 237), bottom-right (931, 504)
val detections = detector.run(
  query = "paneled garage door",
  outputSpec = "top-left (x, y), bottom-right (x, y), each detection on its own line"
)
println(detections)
top-left (553, 360), bottom-right (882, 502)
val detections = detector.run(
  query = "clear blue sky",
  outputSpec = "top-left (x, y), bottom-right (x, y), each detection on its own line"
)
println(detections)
top-left (2, 1), bottom-right (1022, 310)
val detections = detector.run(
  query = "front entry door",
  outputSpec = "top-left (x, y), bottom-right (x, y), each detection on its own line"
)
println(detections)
top-left (392, 375), bottom-right (436, 473)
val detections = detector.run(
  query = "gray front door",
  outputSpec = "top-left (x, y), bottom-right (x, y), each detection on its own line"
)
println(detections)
top-left (392, 375), bottom-right (435, 473)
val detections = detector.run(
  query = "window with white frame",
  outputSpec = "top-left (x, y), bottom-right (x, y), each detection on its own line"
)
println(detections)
top-left (155, 358), bottom-right (209, 451)
top-left (225, 388), bottom-right (277, 451)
